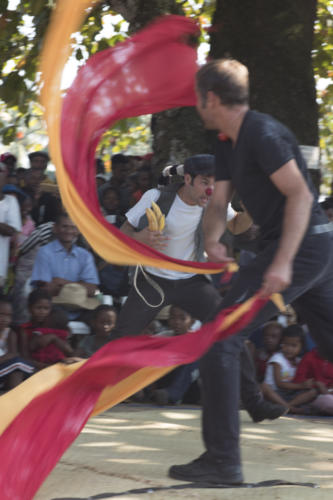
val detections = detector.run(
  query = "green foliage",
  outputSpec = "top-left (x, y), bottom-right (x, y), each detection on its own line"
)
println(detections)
top-left (0, 0), bottom-right (332, 177)
top-left (313, 0), bottom-right (333, 177)
top-left (97, 116), bottom-right (152, 158)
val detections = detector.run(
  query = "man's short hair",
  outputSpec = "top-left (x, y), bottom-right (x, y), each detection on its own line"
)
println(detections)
top-left (184, 154), bottom-right (215, 179)
top-left (28, 151), bottom-right (50, 162)
top-left (196, 58), bottom-right (249, 107)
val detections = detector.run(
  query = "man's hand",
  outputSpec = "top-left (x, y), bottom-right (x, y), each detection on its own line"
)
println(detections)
top-left (136, 227), bottom-right (168, 251)
top-left (52, 277), bottom-right (69, 287)
top-left (258, 260), bottom-right (292, 298)
top-left (205, 241), bottom-right (234, 263)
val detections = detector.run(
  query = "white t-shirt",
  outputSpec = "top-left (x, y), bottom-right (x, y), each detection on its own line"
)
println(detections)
top-left (264, 352), bottom-right (297, 391)
top-left (126, 188), bottom-right (202, 279)
top-left (126, 188), bottom-right (236, 280)
top-left (0, 195), bottom-right (21, 281)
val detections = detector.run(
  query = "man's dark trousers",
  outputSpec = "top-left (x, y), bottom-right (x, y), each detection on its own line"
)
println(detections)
top-left (200, 231), bottom-right (333, 469)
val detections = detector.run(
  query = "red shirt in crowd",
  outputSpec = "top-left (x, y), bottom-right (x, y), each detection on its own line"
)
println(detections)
top-left (21, 322), bottom-right (68, 364)
top-left (293, 348), bottom-right (333, 387)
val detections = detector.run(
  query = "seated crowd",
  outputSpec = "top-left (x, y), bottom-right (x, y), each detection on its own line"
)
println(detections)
top-left (0, 149), bottom-right (333, 418)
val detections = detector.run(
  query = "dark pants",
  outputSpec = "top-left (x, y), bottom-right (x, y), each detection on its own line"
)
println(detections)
top-left (200, 232), bottom-right (333, 468)
top-left (111, 272), bottom-right (223, 336)
top-left (111, 270), bottom-right (264, 409)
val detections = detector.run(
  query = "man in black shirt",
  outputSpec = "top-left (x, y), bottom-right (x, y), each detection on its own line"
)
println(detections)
top-left (169, 59), bottom-right (333, 485)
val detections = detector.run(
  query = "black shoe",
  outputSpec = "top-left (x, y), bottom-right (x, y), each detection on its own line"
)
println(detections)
top-left (247, 400), bottom-right (287, 423)
top-left (168, 454), bottom-right (243, 485)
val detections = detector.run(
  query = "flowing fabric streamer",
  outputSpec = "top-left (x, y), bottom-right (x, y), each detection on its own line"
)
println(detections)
top-left (0, 2), bottom-right (284, 499)
top-left (41, 0), bottom-right (236, 274)
top-left (0, 298), bottom-right (270, 499)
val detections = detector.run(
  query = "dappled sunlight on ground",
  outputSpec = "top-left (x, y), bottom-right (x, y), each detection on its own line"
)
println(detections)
top-left (35, 404), bottom-right (333, 500)
top-left (161, 411), bottom-right (200, 420)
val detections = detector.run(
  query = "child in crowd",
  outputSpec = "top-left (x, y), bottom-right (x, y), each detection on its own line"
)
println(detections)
top-left (8, 196), bottom-right (35, 292)
top-left (263, 325), bottom-right (317, 413)
top-left (0, 295), bottom-right (35, 389)
top-left (17, 195), bottom-right (35, 247)
top-left (97, 187), bottom-right (129, 299)
top-left (293, 347), bottom-right (333, 415)
top-left (150, 306), bottom-right (201, 405)
top-left (100, 186), bottom-right (124, 227)
top-left (249, 321), bottom-right (283, 382)
top-left (0, 161), bottom-right (22, 291)
top-left (20, 289), bottom-right (74, 368)
top-left (75, 305), bottom-right (117, 358)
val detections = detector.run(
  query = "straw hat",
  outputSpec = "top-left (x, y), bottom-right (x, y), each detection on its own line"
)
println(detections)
top-left (52, 283), bottom-right (100, 310)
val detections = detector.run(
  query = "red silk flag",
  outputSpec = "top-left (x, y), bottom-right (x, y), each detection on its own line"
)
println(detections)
top-left (0, 298), bottom-right (269, 500)
top-left (42, 1), bottom-right (235, 274)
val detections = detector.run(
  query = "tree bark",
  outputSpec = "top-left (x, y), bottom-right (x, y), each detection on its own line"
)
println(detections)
top-left (210, 0), bottom-right (319, 145)
top-left (108, 0), bottom-right (320, 177)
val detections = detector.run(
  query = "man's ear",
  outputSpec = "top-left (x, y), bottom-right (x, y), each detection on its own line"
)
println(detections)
top-left (206, 90), bottom-right (220, 108)
top-left (184, 173), bottom-right (192, 186)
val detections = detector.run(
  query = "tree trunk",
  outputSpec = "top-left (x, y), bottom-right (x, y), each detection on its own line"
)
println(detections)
top-left (109, 0), bottom-right (320, 177)
top-left (210, 0), bottom-right (318, 145)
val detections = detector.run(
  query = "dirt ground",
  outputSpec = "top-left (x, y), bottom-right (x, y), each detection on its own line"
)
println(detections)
top-left (35, 403), bottom-right (333, 500)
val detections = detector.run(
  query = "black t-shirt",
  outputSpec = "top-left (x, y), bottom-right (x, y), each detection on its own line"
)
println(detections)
top-left (215, 110), bottom-right (326, 241)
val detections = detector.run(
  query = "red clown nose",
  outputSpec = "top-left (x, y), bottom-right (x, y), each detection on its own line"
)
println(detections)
top-left (205, 187), bottom-right (213, 196)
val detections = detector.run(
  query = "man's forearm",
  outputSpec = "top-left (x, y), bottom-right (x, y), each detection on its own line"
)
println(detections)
top-left (274, 189), bottom-right (313, 264)
top-left (203, 202), bottom-right (228, 245)
top-left (120, 220), bottom-right (137, 239)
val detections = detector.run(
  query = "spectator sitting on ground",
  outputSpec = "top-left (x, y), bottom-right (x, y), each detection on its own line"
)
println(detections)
top-left (96, 188), bottom-right (129, 301)
top-left (262, 325), bottom-right (317, 413)
top-left (96, 173), bottom-right (108, 189)
top-left (16, 195), bottom-right (35, 248)
top-left (0, 162), bottom-right (22, 291)
top-left (0, 295), bottom-right (35, 389)
top-left (99, 154), bottom-right (132, 215)
top-left (8, 195), bottom-right (35, 298)
top-left (23, 152), bottom-right (62, 225)
top-left (96, 157), bottom-right (106, 175)
top-left (0, 152), bottom-right (17, 175)
top-left (248, 321), bottom-right (283, 382)
top-left (20, 289), bottom-right (74, 369)
top-left (150, 306), bottom-right (201, 406)
top-left (130, 166), bottom-right (153, 205)
top-left (293, 346), bottom-right (333, 415)
top-left (6, 170), bottom-right (18, 186)
top-left (74, 305), bottom-right (117, 358)
top-left (100, 186), bottom-right (124, 227)
top-left (16, 167), bottom-right (26, 188)
top-left (28, 150), bottom-right (49, 175)
top-left (11, 219), bottom-right (55, 326)
top-left (30, 213), bottom-right (99, 304)
top-left (95, 158), bottom-right (108, 188)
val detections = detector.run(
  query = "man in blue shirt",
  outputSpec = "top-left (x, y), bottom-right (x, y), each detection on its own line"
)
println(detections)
top-left (31, 213), bottom-right (99, 298)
